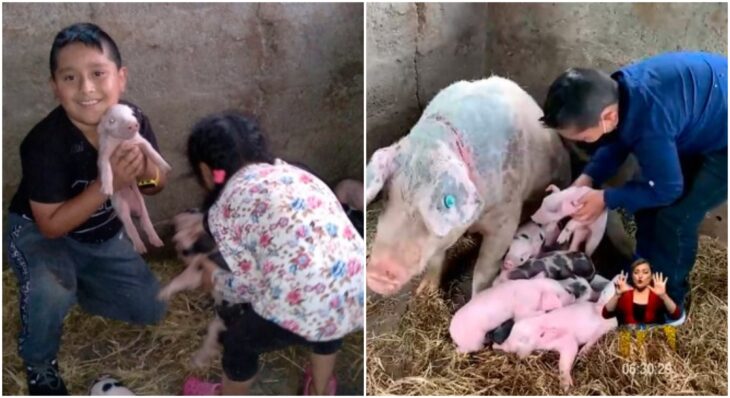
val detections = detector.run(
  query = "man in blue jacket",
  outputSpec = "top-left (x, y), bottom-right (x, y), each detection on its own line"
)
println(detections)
top-left (540, 51), bottom-right (728, 325)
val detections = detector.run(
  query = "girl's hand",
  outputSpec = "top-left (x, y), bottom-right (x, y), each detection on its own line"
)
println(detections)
top-left (615, 271), bottom-right (633, 295)
top-left (648, 272), bottom-right (668, 298)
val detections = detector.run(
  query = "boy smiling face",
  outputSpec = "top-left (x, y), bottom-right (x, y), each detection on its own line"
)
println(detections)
top-left (50, 42), bottom-right (128, 139)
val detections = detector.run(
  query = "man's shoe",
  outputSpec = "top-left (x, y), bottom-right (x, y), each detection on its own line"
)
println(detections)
top-left (26, 359), bottom-right (68, 395)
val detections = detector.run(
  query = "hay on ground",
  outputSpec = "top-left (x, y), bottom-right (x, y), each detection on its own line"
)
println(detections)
top-left (2, 251), bottom-right (363, 395)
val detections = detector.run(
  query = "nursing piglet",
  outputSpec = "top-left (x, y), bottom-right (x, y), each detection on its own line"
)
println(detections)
top-left (449, 278), bottom-right (577, 353)
top-left (498, 250), bottom-right (595, 283)
top-left (503, 221), bottom-right (545, 270)
top-left (493, 282), bottom-right (618, 390)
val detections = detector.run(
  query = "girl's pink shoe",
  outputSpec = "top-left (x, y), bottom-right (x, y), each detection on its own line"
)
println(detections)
top-left (183, 376), bottom-right (222, 395)
top-left (302, 366), bottom-right (337, 395)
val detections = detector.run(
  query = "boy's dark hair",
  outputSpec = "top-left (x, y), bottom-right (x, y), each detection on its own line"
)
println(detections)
top-left (540, 67), bottom-right (619, 131)
top-left (50, 22), bottom-right (122, 77)
top-left (187, 112), bottom-right (275, 210)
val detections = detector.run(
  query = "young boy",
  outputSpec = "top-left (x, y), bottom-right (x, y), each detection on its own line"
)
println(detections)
top-left (5, 23), bottom-right (169, 395)
top-left (539, 51), bottom-right (727, 326)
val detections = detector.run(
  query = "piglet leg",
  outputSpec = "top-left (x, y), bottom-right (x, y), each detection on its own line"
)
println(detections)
top-left (98, 146), bottom-right (115, 196)
top-left (554, 338), bottom-right (579, 391)
top-left (191, 315), bottom-right (226, 368)
top-left (583, 211), bottom-right (608, 256)
top-left (577, 326), bottom-right (609, 357)
top-left (569, 227), bottom-right (590, 252)
top-left (544, 222), bottom-right (561, 247)
top-left (158, 256), bottom-right (206, 300)
top-left (132, 136), bottom-right (172, 172)
top-left (112, 194), bottom-right (147, 253)
top-left (129, 185), bottom-right (163, 247)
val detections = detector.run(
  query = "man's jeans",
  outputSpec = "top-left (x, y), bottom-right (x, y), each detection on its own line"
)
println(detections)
top-left (6, 213), bottom-right (166, 367)
top-left (633, 150), bottom-right (728, 310)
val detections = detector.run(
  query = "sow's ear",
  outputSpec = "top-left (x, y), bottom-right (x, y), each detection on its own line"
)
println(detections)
top-left (365, 143), bottom-right (400, 204)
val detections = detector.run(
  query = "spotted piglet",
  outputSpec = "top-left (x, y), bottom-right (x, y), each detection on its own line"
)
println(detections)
top-left (503, 221), bottom-right (548, 270)
top-left (496, 249), bottom-right (608, 302)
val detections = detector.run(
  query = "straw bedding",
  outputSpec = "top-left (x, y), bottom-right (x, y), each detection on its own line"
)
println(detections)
top-left (2, 248), bottom-right (363, 395)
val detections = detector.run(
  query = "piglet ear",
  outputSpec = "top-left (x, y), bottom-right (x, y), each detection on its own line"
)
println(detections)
top-left (539, 291), bottom-right (562, 311)
top-left (561, 199), bottom-right (582, 215)
top-left (365, 144), bottom-right (400, 204)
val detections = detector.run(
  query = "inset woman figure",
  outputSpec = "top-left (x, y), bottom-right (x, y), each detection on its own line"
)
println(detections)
top-left (602, 259), bottom-right (682, 326)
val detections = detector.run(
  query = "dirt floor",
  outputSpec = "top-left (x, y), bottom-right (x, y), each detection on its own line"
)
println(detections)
top-left (366, 201), bottom-right (728, 395)
top-left (2, 248), bottom-right (363, 395)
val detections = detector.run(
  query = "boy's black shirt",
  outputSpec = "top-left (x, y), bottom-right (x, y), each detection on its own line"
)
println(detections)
top-left (8, 100), bottom-right (160, 244)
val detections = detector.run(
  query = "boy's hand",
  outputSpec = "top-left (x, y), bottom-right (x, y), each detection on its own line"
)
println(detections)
top-left (110, 142), bottom-right (145, 191)
top-left (573, 189), bottom-right (605, 222)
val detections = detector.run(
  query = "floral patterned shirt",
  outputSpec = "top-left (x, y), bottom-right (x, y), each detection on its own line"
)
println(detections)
top-left (208, 160), bottom-right (364, 341)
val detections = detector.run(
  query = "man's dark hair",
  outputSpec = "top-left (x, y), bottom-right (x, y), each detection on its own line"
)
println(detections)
top-left (50, 23), bottom-right (122, 78)
top-left (540, 68), bottom-right (619, 131)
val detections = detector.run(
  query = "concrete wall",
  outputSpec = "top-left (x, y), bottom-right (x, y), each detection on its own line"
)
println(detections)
top-left (487, 2), bottom-right (727, 104)
top-left (366, 2), bottom-right (488, 156)
top-left (2, 2), bottom-right (363, 225)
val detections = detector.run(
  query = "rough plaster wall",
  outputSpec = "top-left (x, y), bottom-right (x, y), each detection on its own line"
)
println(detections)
top-left (366, 2), bottom-right (487, 156)
top-left (2, 2), bottom-right (363, 226)
top-left (487, 2), bottom-right (727, 105)
top-left (487, 2), bottom-right (728, 242)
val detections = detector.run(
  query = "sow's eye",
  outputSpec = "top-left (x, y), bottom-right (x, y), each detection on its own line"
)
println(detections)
top-left (443, 194), bottom-right (456, 209)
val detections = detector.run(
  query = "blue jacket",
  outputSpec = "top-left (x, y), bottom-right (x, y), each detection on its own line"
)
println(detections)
top-left (583, 51), bottom-right (728, 213)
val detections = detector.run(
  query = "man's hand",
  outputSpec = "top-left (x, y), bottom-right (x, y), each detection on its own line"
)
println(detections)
top-left (110, 142), bottom-right (145, 192)
top-left (570, 174), bottom-right (594, 188)
top-left (573, 189), bottom-right (605, 223)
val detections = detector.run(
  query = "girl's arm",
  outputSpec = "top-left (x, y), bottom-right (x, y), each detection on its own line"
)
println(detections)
top-left (200, 254), bottom-right (250, 304)
top-left (211, 269), bottom-right (247, 303)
